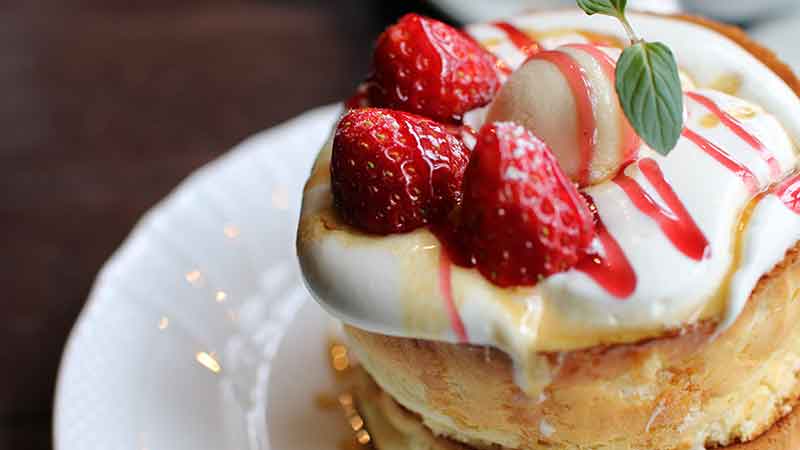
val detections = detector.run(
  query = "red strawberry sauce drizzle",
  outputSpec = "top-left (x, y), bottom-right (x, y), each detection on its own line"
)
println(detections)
top-left (428, 127), bottom-right (772, 309)
top-left (565, 44), bottom-right (641, 161)
top-left (615, 158), bottom-right (710, 261)
top-left (432, 157), bottom-right (715, 302)
top-left (332, 15), bottom-right (800, 344)
top-left (531, 50), bottom-right (596, 186)
top-left (432, 205), bottom-right (638, 300)
top-left (492, 21), bottom-right (541, 57)
top-left (683, 129), bottom-right (760, 194)
top-left (777, 173), bottom-right (800, 215)
top-left (438, 250), bottom-right (469, 343)
top-left (687, 92), bottom-right (781, 178)
top-left (576, 194), bottom-right (637, 299)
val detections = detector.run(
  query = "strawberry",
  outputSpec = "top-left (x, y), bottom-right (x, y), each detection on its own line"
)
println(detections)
top-left (461, 122), bottom-right (595, 287)
top-left (369, 13), bottom-right (505, 123)
top-left (331, 108), bottom-right (469, 234)
top-left (344, 82), bottom-right (376, 110)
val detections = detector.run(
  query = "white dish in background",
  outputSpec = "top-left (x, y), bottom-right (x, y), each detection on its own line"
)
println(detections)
top-left (54, 105), bottom-right (348, 450)
top-left (751, 14), bottom-right (800, 74)
top-left (430, 0), bottom-right (681, 23)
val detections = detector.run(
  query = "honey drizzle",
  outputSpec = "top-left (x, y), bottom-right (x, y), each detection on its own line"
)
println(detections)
top-left (701, 171), bottom-right (799, 323)
top-left (704, 192), bottom-right (765, 320)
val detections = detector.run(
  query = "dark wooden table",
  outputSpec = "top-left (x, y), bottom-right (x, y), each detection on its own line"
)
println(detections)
top-left (0, 1), bottom-right (449, 448)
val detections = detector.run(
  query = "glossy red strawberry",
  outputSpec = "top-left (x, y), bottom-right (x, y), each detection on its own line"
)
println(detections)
top-left (369, 13), bottom-right (506, 123)
top-left (344, 82), bottom-right (375, 110)
top-left (461, 122), bottom-right (595, 286)
top-left (331, 108), bottom-right (469, 234)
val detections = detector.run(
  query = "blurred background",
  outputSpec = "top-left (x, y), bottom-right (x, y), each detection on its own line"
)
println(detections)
top-left (1, 1), bottom-right (797, 449)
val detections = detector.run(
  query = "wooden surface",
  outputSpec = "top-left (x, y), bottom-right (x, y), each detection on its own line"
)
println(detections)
top-left (0, 1), bottom-right (446, 448)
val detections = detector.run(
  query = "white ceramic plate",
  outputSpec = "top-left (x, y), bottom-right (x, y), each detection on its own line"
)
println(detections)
top-left (54, 10), bottom-right (800, 450)
top-left (53, 105), bottom-right (353, 450)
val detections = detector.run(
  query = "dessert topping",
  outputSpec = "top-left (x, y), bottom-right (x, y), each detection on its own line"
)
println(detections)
top-left (777, 173), bottom-right (800, 215)
top-left (687, 92), bottom-right (781, 178)
top-left (331, 108), bottom-right (469, 234)
top-left (486, 44), bottom-right (637, 187)
top-left (344, 82), bottom-right (374, 110)
top-left (682, 128), bottom-right (760, 193)
top-left (577, 0), bottom-right (684, 154)
top-left (438, 251), bottom-right (468, 343)
top-left (491, 21), bottom-right (541, 57)
top-left (369, 13), bottom-right (506, 123)
top-left (530, 50), bottom-right (597, 185)
top-left (615, 158), bottom-right (710, 261)
top-left (576, 194), bottom-right (637, 298)
top-left (566, 43), bottom-right (641, 162)
top-left (460, 122), bottom-right (595, 287)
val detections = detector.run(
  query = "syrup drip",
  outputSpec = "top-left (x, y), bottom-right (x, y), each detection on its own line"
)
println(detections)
top-left (687, 92), bottom-right (781, 178)
top-left (683, 129), bottom-right (760, 194)
top-left (533, 50), bottom-right (596, 185)
top-left (577, 194), bottom-right (637, 299)
top-left (492, 21), bottom-right (541, 57)
top-left (439, 250), bottom-right (469, 343)
top-left (776, 173), bottom-right (800, 214)
top-left (614, 158), bottom-right (710, 261)
top-left (709, 190), bottom-right (766, 333)
top-left (566, 43), bottom-right (641, 162)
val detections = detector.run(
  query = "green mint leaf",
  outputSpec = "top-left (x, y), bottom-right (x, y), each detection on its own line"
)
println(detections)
top-left (615, 42), bottom-right (684, 155)
top-left (575, 0), bottom-right (627, 17)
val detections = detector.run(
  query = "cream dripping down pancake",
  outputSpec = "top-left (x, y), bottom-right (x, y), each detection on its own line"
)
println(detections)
top-left (297, 10), bottom-right (800, 395)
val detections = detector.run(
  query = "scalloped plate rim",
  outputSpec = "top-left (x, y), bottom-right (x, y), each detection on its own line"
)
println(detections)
top-left (52, 104), bottom-right (342, 450)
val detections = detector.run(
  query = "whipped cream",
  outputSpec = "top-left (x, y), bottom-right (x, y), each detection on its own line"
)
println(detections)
top-left (297, 11), bottom-right (800, 388)
top-left (718, 193), bottom-right (800, 332)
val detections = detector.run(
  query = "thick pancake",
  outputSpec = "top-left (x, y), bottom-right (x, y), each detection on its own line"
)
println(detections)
top-left (346, 244), bottom-right (800, 449)
top-left (339, 12), bottom-right (800, 450)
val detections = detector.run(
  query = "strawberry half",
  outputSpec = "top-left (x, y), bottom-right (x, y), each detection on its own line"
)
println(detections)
top-left (461, 122), bottom-right (595, 287)
top-left (369, 13), bottom-right (505, 123)
top-left (344, 82), bottom-right (375, 110)
top-left (331, 108), bottom-right (469, 235)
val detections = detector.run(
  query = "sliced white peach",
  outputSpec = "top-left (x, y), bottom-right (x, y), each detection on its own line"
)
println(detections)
top-left (486, 44), bottom-right (641, 186)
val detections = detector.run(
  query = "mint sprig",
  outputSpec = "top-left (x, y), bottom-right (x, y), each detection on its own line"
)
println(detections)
top-left (576, 0), bottom-right (627, 20)
top-left (577, 0), bottom-right (684, 155)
